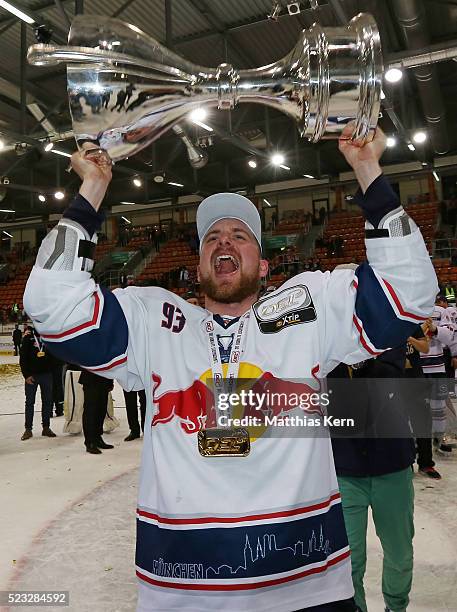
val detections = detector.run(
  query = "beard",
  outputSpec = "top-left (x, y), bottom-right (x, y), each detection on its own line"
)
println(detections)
top-left (199, 269), bottom-right (261, 304)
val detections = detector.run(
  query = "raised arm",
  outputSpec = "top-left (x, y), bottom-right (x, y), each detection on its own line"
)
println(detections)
top-left (322, 125), bottom-right (438, 372)
top-left (23, 146), bottom-right (143, 390)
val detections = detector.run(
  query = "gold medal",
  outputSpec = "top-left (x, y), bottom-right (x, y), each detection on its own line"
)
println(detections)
top-left (198, 428), bottom-right (250, 457)
top-left (37, 351), bottom-right (45, 357)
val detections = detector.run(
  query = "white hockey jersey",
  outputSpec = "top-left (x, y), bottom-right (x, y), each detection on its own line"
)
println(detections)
top-left (24, 225), bottom-right (437, 612)
top-left (420, 306), bottom-right (454, 374)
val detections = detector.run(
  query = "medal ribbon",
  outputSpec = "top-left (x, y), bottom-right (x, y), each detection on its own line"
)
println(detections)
top-left (204, 312), bottom-right (250, 428)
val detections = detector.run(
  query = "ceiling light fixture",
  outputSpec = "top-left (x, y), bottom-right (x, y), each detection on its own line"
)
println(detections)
top-left (121, 216), bottom-right (131, 224)
top-left (248, 160), bottom-right (257, 168)
top-left (303, 174), bottom-right (314, 179)
top-left (263, 198), bottom-right (272, 207)
top-left (412, 130), bottom-right (427, 144)
top-left (0, 208), bottom-right (14, 213)
top-left (385, 68), bottom-right (403, 83)
top-left (38, 194), bottom-right (46, 202)
top-left (432, 170), bottom-right (440, 182)
top-left (271, 153), bottom-right (285, 166)
top-left (2, 230), bottom-right (13, 238)
top-left (168, 181), bottom-right (184, 187)
top-left (43, 140), bottom-right (54, 152)
top-left (0, 1), bottom-right (35, 24)
top-left (54, 190), bottom-right (65, 200)
top-left (407, 143), bottom-right (416, 151)
top-left (52, 149), bottom-right (71, 158)
top-left (133, 177), bottom-right (142, 187)
top-left (380, 90), bottom-right (386, 100)
top-left (190, 108), bottom-right (207, 123)
top-left (193, 120), bottom-right (213, 132)
top-left (279, 164), bottom-right (290, 170)
top-left (0, 139), bottom-right (4, 150)
top-left (386, 136), bottom-right (397, 148)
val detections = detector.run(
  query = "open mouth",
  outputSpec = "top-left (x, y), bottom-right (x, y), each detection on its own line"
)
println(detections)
top-left (214, 254), bottom-right (240, 275)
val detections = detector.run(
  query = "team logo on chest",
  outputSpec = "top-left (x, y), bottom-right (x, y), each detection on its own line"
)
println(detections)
top-left (253, 285), bottom-right (317, 333)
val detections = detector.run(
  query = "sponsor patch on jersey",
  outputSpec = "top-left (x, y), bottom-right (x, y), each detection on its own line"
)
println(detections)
top-left (253, 285), bottom-right (317, 333)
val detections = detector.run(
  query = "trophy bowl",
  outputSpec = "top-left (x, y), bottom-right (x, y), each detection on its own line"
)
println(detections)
top-left (28, 13), bottom-right (383, 162)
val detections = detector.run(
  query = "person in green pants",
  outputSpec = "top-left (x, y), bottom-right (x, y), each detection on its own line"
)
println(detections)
top-left (338, 467), bottom-right (414, 612)
top-left (329, 348), bottom-right (416, 612)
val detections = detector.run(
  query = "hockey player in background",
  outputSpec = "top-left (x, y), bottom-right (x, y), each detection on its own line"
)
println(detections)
top-left (420, 298), bottom-right (455, 455)
top-left (24, 124), bottom-right (437, 612)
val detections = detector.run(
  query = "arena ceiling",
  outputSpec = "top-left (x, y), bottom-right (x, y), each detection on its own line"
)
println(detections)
top-left (1, 0), bottom-right (457, 220)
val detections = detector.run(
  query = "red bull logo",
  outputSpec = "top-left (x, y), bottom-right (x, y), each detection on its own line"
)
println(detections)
top-left (151, 373), bottom-right (215, 434)
top-left (151, 364), bottom-right (323, 436)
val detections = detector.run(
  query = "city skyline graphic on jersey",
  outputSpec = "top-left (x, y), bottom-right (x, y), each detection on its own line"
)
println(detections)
top-left (150, 525), bottom-right (332, 580)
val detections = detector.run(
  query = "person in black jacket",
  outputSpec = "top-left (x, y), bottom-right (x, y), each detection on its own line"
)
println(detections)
top-left (329, 349), bottom-right (415, 612)
top-left (51, 360), bottom-right (65, 417)
top-left (123, 389), bottom-right (146, 441)
top-left (19, 326), bottom-right (56, 440)
top-left (404, 325), bottom-right (439, 478)
top-left (12, 324), bottom-right (22, 356)
top-left (79, 370), bottom-right (114, 454)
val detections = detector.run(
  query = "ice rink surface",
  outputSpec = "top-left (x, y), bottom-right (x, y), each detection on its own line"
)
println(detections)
top-left (1, 358), bottom-right (456, 612)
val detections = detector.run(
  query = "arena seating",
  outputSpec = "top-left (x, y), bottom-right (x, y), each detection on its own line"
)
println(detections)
top-left (0, 262), bottom-right (33, 311)
top-left (314, 202), bottom-right (439, 271)
top-left (137, 238), bottom-right (198, 282)
top-left (273, 213), bottom-right (310, 236)
top-left (94, 239), bottom-right (117, 259)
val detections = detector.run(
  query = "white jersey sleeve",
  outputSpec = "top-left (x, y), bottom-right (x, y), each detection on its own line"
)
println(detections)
top-left (319, 222), bottom-right (437, 374)
top-left (23, 265), bottom-right (148, 390)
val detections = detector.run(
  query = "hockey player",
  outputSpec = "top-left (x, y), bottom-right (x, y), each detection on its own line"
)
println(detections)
top-left (420, 301), bottom-right (454, 454)
top-left (24, 124), bottom-right (437, 612)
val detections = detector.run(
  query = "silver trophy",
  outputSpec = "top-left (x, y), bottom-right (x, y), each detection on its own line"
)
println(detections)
top-left (27, 13), bottom-right (382, 163)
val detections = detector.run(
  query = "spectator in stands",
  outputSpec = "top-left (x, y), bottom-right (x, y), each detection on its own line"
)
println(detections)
top-left (271, 210), bottom-right (278, 230)
top-left (79, 370), bottom-right (114, 454)
top-left (179, 266), bottom-right (189, 287)
top-left (19, 326), bottom-right (56, 441)
top-left (123, 389), bottom-right (146, 441)
top-left (319, 206), bottom-right (327, 224)
top-left (11, 302), bottom-right (19, 321)
top-left (12, 323), bottom-right (22, 356)
top-left (119, 226), bottom-right (129, 247)
top-left (153, 229), bottom-right (160, 252)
